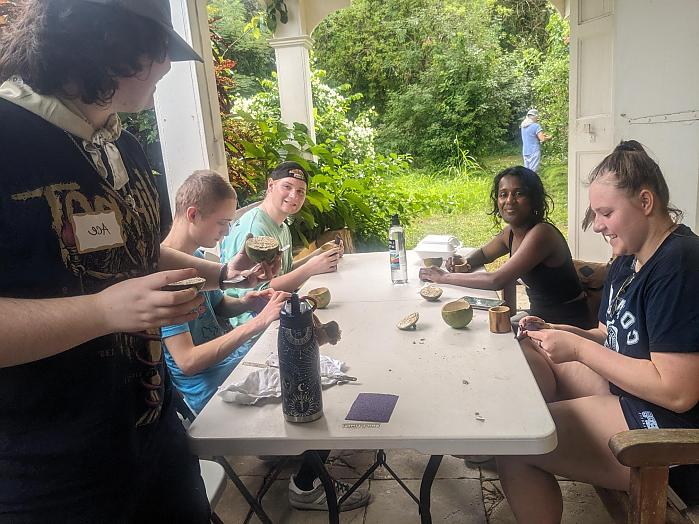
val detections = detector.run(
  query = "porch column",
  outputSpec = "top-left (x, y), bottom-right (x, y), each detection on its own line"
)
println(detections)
top-left (268, 0), bottom-right (316, 142)
top-left (268, 35), bottom-right (316, 142)
top-left (153, 0), bottom-right (226, 214)
top-left (268, 0), bottom-right (351, 143)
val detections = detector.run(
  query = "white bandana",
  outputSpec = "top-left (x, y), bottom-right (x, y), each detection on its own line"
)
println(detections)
top-left (0, 77), bottom-right (129, 190)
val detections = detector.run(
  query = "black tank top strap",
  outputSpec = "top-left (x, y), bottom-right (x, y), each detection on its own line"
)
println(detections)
top-left (508, 229), bottom-right (514, 255)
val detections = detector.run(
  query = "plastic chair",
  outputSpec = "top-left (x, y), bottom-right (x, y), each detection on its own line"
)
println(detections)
top-left (200, 459), bottom-right (227, 524)
top-left (173, 392), bottom-right (227, 523)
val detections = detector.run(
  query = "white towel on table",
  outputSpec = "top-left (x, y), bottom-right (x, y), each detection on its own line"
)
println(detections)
top-left (218, 355), bottom-right (346, 405)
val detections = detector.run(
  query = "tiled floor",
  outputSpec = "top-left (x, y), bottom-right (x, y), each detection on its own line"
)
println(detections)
top-left (211, 450), bottom-right (620, 523)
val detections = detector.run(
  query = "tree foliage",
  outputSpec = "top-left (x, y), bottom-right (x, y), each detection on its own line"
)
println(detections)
top-left (207, 0), bottom-right (276, 96)
top-left (492, 0), bottom-right (551, 53)
top-left (313, 0), bottom-right (568, 166)
top-left (532, 9), bottom-right (569, 160)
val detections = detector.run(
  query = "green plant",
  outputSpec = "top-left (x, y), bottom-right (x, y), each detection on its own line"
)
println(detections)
top-left (208, 0), bottom-right (276, 96)
top-left (229, 108), bottom-right (414, 246)
top-left (121, 110), bottom-right (159, 145)
top-left (241, 0), bottom-right (289, 34)
top-left (263, 0), bottom-right (288, 32)
top-left (219, 67), bottom-right (423, 246)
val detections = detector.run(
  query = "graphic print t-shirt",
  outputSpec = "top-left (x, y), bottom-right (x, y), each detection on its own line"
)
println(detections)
top-left (0, 98), bottom-right (170, 515)
top-left (599, 225), bottom-right (699, 428)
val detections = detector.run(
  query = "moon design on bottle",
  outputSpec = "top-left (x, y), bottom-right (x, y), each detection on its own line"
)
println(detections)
top-left (279, 325), bottom-right (322, 419)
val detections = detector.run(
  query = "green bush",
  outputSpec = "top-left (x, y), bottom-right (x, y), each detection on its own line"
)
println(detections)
top-left (207, 0), bottom-right (276, 97)
top-left (225, 72), bottom-right (417, 247)
top-left (313, 0), bottom-right (564, 166)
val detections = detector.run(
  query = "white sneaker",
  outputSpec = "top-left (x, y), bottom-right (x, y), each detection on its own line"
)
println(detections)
top-left (288, 475), bottom-right (371, 511)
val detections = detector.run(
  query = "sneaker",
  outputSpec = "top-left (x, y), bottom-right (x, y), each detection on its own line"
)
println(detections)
top-left (288, 475), bottom-right (371, 511)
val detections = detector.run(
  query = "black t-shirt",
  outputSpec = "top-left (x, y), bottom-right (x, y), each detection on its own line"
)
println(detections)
top-left (0, 99), bottom-right (176, 519)
top-left (599, 224), bottom-right (699, 428)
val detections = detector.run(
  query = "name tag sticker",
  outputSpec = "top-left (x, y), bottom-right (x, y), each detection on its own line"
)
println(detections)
top-left (71, 211), bottom-right (125, 253)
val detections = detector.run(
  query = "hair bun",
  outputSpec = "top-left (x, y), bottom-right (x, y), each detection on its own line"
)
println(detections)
top-left (615, 140), bottom-right (644, 153)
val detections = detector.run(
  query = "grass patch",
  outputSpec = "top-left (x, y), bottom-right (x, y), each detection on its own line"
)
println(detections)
top-left (387, 155), bottom-right (569, 250)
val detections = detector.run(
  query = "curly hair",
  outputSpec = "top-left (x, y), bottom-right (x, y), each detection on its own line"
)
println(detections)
top-left (581, 140), bottom-right (683, 230)
top-left (489, 166), bottom-right (553, 226)
top-left (0, 0), bottom-right (168, 105)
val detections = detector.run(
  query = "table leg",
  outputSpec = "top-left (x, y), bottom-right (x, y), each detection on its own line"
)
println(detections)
top-left (419, 455), bottom-right (443, 524)
top-left (215, 456), bottom-right (273, 524)
top-left (306, 450), bottom-right (339, 524)
top-left (243, 457), bottom-right (289, 523)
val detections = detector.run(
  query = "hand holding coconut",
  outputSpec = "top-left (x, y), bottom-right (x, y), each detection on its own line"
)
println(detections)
top-left (317, 236), bottom-right (344, 258)
top-left (223, 234), bottom-right (281, 288)
top-left (516, 315), bottom-right (553, 339)
top-left (97, 268), bottom-right (205, 333)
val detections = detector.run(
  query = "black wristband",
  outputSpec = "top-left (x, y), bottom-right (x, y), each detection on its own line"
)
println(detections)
top-left (218, 263), bottom-right (227, 289)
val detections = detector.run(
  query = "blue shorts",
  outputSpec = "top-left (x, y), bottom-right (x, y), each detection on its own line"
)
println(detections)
top-left (618, 395), bottom-right (696, 430)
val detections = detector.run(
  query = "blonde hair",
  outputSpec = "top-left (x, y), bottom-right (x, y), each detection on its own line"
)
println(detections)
top-left (175, 170), bottom-right (237, 217)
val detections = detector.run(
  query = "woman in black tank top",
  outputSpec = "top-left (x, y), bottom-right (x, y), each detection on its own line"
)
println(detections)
top-left (420, 166), bottom-right (590, 328)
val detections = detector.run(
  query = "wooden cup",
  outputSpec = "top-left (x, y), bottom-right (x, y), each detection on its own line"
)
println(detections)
top-left (488, 305), bottom-right (511, 334)
top-left (451, 255), bottom-right (470, 273)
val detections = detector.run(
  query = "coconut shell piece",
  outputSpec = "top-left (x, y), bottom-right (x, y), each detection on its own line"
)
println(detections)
top-left (161, 277), bottom-right (206, 292)
top-left (397, 312), bottom-right (419, 330)
top-left (419, 285), bottom-right (443, 301)
top-left (244, 236), bottom-right (280, 263)
top-left (313, 314), bottom-right (342, 346)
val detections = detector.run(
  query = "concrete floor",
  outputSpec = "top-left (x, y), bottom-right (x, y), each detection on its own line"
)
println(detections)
top-left (211, 450), bottom-right (619, 524)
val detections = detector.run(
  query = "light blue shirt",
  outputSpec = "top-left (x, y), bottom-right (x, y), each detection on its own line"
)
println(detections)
top-left (161, 249), bottom-right (252, 413)
top-left (521, 122), bottom-right (542, 156)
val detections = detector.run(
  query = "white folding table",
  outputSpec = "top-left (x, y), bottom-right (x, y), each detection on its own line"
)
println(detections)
top-left (188, 251), bottom-right (556, 523)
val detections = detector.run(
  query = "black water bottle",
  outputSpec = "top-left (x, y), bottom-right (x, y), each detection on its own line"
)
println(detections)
top-left (278, 293), bottom-right (323, 423)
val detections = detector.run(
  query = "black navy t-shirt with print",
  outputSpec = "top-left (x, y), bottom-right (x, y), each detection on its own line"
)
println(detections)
top-left (0, 98), bottom-right (176, 519)
top-left (599, 224), bottom-right (699, 429)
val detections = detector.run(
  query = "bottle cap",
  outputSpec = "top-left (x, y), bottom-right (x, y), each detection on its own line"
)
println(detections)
top-left (391, 214), bottom-right (400, 226)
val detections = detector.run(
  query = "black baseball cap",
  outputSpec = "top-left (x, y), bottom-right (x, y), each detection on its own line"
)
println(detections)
top-left (79, 0), bottom-right (203, 62)
top-left (270, 161), bottom-right (310, 185)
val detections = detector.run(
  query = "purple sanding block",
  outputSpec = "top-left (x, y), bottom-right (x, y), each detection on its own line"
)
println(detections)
top-left (345, 393), bottom-right (399, 423)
